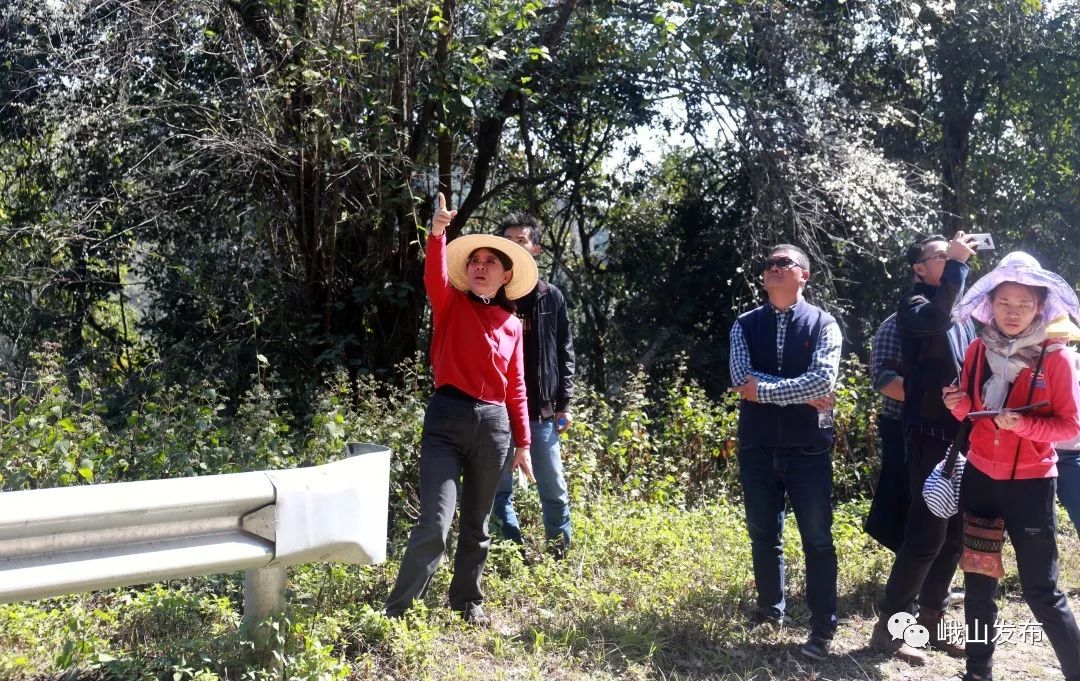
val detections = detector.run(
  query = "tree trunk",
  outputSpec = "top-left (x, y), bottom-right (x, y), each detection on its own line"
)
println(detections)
top-left (938, 25), bottom-right (972, 236)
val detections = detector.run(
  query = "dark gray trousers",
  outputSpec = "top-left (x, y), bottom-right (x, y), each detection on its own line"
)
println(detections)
top-left (880, 428), bottom-right (964, 615)
top-left (385, 391), bottom-right (512, 615)
top-left (962, 464), bottom-right (1080, 681)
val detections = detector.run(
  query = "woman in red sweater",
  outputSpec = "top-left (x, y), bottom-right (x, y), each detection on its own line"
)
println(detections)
top-left (385, 193), bottom-right (537, 625)
top-left (944, 252), bottom-right (1080, 681)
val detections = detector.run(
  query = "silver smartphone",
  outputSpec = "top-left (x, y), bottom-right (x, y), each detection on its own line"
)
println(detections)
top-left (968, 233), bottom-right (995, 250)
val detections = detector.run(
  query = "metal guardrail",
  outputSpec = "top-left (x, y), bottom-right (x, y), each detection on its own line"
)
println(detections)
top-left (0, 442), bottom-right (391, 671)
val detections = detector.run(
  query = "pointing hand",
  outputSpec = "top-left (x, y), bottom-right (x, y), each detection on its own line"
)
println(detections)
top-left (432, 192), bottom-right (458, 237)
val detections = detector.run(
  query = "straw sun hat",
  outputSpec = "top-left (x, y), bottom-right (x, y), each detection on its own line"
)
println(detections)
top-left (1047, 314), bottom-right (1080, 342)
top-left (444, 234), bottom-right (538, 301)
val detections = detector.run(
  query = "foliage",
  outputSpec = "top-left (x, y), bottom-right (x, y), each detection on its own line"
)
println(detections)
top-left (2, 343), bottom-right (884, 502)
top-left (6, 496), bottom-right (1080, 679)
top-left (560, 353), bottom-right (880, 508)
top-left (0, 344), bottom-right (113, 489)
top-left (831, 354), bottom-right (881, 498)
top-left (564, 0), bottom-right (1080, 385)
top-left (4, 0), bottom-right (1080, 677)
top-left (0, 0), bottom-right (671, 397)
top-left (5, 344), bottom-right (1078, 679)
top-left (3, 1), bottom-right (1080, 405)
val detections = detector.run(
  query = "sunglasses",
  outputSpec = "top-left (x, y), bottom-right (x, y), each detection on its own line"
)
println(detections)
top-left (758, 256), bottom-right (804, 274)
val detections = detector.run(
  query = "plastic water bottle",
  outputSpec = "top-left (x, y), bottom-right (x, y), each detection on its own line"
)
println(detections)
top-left (818, 408), bottom-right (834, 430)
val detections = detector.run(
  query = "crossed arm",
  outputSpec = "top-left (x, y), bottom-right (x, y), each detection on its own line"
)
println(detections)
top-left (729, 321), bottom-right (842, 407)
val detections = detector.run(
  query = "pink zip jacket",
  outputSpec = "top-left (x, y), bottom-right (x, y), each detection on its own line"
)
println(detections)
top-left (951, 339), bottom-right (1080, 480)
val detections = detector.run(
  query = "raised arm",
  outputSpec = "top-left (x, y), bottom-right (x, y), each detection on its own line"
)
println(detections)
top-left (424, 192), bottom-right (458, 315)
top-left (897, 233), bottom-right (978, 337)
top-left (897, 261), bottom-right (969, 336)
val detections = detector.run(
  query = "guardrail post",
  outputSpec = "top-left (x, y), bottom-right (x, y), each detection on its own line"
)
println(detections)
top-left (243, 564), bottom-right (287, 676)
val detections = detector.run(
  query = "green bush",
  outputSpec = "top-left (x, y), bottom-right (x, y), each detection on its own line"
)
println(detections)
top-left (2, 346), bottom-right (885, 507)
top-left (832, 354), bottom-right (882, 500)
top-left (562, 353), bottom-right (882, 506)
top-left (0, 345), bottom-right (117, 489)
top-left (0, 347), bottom-right (903, 678)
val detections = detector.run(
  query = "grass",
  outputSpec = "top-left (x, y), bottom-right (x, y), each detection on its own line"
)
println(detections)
top-left (3, 497), bottom-right (1079, 680)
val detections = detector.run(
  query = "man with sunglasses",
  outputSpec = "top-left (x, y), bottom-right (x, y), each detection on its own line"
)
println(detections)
top-left (870, 231), bottom-right (979, 664)
top-left (729, 244), bottom-right (842, 661)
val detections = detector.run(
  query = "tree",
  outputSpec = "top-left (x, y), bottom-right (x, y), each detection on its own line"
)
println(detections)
top-left (0, 0), bottom-right (670, 400)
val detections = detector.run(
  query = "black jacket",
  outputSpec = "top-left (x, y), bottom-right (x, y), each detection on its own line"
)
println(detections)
top-left (518, 280), bottom-right (575, 418)
top-left (897, 259), bottom-right (975, 435)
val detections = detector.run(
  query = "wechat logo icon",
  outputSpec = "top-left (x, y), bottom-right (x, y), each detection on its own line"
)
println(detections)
top-left (888, 611), bottom-right (930, 649)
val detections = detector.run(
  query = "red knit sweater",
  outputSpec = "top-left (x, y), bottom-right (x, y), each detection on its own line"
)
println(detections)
top-left (951, 339), bottom-right (1080, 480)
top-left (425, 233), bottom-right (529, 447)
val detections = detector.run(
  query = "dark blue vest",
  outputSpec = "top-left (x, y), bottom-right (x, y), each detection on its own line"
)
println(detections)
top-left (736, 301), bottom-right (835, 450)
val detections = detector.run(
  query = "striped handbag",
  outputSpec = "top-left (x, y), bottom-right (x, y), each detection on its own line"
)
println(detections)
top-left (921, 430), bottom-right (970, 519)
top-left (922, 445), bottom-right (967, 519)
top-left (920, 343), bottom-right (982, 519)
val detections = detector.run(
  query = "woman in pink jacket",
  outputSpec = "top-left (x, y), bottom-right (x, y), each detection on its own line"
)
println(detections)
top-left (944, 252), bottom-right (1080, 681)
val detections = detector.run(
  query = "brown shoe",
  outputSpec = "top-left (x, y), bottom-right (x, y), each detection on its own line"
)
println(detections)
top-left (869, 615), bottom-right (928, 666)
top-left (918, 607), bottom-right (965, 658)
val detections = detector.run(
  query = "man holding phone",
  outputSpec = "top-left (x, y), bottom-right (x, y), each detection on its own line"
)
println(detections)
top-left (870, 232), bottom-right (979, 664)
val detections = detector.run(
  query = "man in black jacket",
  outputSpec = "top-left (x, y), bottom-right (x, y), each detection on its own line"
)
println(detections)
top-left (870, 232), bottom-right (978, 664)
top-left (492, 214), bottom-right (576, 555)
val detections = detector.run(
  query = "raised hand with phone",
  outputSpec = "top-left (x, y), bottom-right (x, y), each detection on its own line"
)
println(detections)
top-left (945, 231), bottom-right (980, 262)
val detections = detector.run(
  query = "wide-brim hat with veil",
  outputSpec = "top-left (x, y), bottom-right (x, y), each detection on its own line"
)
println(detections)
top-left (952, 251), bottom-right (1080, 326)
top-left (444, 234), bottom-right (538, 301)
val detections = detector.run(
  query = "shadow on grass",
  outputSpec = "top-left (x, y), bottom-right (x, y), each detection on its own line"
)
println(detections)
top-left (509, 585), bottom-right (893, 681)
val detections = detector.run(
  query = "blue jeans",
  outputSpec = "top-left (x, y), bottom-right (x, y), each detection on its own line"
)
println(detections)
top-left (1057, 450), bottom-right (1080, 538)
top-left (491, 418), bottom-right (571, 547)
top-left (738, 443), bottom-right (838, 638)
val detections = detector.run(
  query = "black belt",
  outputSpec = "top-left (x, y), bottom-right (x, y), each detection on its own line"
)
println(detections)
top-left (435, 385), bottom-right (478, 401)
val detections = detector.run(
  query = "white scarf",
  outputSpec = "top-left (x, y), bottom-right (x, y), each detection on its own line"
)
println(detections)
top-left (980, 317), bottom-right (1058, 410)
